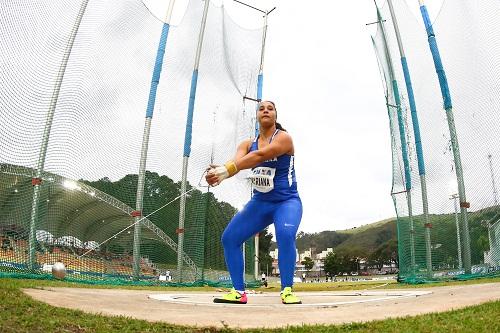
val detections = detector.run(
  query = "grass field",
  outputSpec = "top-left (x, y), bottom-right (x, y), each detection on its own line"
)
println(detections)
top-left (1, 277), bottom-right (499, 332)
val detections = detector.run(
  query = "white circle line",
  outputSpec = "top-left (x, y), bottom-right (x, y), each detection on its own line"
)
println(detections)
top-left (148, 291), bottom-right (433, 308)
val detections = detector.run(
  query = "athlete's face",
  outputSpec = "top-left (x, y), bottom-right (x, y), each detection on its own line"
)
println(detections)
top-left (257, 101), bottom-right (277, 127)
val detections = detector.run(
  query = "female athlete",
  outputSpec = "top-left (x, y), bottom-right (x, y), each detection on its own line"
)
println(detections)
top-left (206, 100), bottom-right (303, 305)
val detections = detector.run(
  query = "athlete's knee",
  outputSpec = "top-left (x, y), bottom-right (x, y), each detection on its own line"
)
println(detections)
top-left (221, 228), bottom-right (241, 249)
top-left (276, 227), bottom-right (297, 245)
top-left (221, 229), bottom-right (232, 248)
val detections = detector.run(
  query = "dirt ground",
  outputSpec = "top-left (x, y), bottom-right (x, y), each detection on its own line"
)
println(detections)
top-left (23, 282), bottom-right (500, 329)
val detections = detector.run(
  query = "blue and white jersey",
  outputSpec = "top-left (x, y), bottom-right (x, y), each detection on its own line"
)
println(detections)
top-left (249, 129), bottom-right (299, 202)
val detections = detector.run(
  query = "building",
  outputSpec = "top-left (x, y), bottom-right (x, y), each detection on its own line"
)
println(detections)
top-left (269, 248), bottom-right (301, 276)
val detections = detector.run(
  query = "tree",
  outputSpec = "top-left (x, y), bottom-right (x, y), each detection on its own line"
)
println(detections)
top-left (295, 231), bottom-right (350, 253)
top-left (336, 253), bottom-right (358, 274)
top-left (477, 234), bottom-right (490, 252)
top-left (84, 171), bottom-right (239, 270)
top-left (258, 227), bottom-right (274, 274)
top-left (107, 243), bottom-right (124, 255)
top-left (301, 256), bottom-right (314, 272)
top-left (324, 252), bottom-right (341, 277)
top-left (368, 239), bottom-right (397, 270)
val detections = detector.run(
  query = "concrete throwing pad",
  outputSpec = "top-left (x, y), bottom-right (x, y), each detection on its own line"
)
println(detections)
top-left (23, 282), bottom-right (500, 329)
top-left (148, 290), bottom-right (432, 308)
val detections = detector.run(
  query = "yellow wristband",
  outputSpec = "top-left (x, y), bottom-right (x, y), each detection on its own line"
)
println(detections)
top-left (224, 160), bottom-right (238, 177)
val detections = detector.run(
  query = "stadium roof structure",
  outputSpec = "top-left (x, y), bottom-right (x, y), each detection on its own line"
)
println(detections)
top-left (0, 163), bottom-right (197, 271)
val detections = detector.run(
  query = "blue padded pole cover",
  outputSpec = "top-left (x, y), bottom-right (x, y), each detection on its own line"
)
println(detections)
top-left (255, 73), bottom-right (263, 136)
top-left (183, 69), bottom-right (199, 157)
top-left (420, 5), bottom-right (452, 110)
top-left (401, 57), bottom-right (425, 175)
top-left (146, 23), bottom-right (170, 118)
top-left (257, 73), bottom-right (263, 100)
top-left (393, 79), bottom-right (412, 191)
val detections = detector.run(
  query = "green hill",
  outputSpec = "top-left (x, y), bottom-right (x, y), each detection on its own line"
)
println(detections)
top-left (289, 204), bottom-right (498, 263)
top-left (286, 217), bottom-right (397, 258)
top-left (334, 219), bottom-right (397, 257)
top-left (337, 217), bottom-right (396, 235)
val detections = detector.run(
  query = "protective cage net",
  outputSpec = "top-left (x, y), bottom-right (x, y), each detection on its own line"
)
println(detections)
top-left (0, 0), bottom-right (263, 286)
top-left (372, 0), bottom-right (500, 283)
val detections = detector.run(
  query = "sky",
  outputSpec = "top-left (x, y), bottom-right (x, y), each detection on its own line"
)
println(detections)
top-left (142, 0), bottom-right (444, 234)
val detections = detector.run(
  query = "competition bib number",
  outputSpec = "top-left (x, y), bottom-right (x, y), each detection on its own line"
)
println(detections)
top-left (251, 167), bottom-right (275, 193)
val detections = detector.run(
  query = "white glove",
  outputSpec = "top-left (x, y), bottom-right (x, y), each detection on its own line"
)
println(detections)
top-left (209, 166), bottom-right (229, 186)
top-left (207, 160), bottom-right (238, 186)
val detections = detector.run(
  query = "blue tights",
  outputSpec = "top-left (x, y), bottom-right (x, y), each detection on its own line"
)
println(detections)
top-left (221, 197), bottom-right (302, 291)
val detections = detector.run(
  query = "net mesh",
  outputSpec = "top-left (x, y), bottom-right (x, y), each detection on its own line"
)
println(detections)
top-left (372, 0), bottom-right (500, 283)
top-left (0, 0), bottom-right (262, 286)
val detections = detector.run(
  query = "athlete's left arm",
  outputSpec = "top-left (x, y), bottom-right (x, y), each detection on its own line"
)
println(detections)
top-left (234, 132), bottom-right (293, 171)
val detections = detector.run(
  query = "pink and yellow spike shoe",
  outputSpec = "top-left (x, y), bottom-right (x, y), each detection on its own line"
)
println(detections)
top-left (213, 288), bottom-right (248, 304)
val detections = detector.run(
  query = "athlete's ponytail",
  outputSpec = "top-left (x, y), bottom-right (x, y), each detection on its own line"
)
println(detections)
top-left (275, 122), bottom-right (287, 132)
top-left (264, 100), bottom-right (287, 132)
